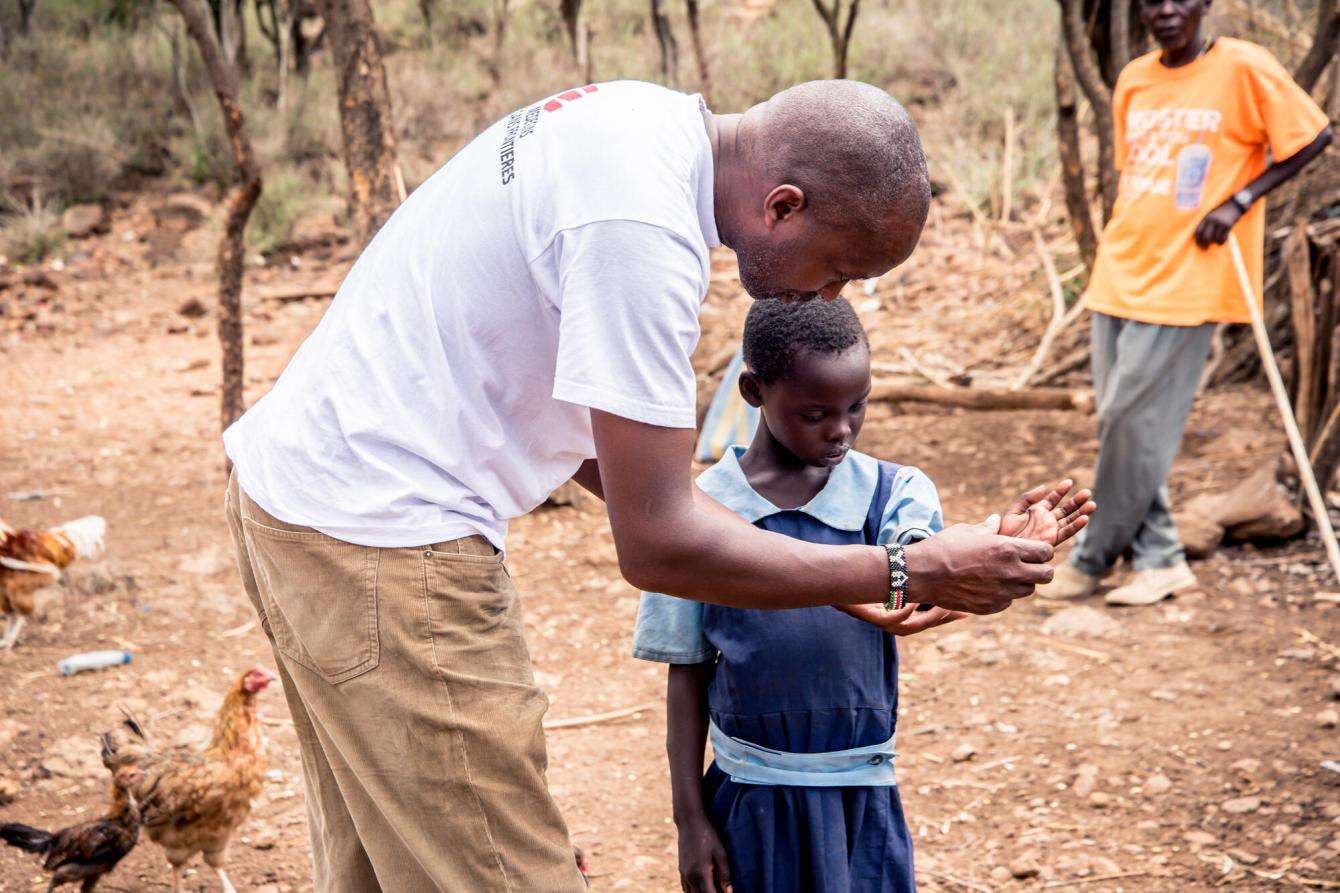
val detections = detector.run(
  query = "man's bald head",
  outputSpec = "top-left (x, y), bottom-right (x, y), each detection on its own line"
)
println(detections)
top-left (748, 80), bottom-right (930, 238)
top-left (712, 80), bottom-right (931, 302)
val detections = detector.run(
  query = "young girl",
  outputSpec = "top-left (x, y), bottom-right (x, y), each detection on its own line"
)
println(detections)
top-left (633, 297), bottom-right (1093, 893)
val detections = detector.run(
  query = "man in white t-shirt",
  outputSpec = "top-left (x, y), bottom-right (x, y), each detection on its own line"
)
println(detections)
top-left (223, 79), bottom-right (1064, 891)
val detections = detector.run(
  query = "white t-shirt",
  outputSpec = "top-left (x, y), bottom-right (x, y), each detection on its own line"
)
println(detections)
top-left (224, 81), bottom-right (719, 549)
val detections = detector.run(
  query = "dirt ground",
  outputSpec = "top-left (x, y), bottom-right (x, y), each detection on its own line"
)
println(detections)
top-left (3, 190), bottom-right (1339, 892)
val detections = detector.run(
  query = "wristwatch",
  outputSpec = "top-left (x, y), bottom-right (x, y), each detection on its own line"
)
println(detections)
top-left (1230, 189), bottom-right (1253, 213)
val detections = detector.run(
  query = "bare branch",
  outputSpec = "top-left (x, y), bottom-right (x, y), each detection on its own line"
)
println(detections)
top-left (1295, 0), bottom-right (1339, 92)
top-left (1059, 0), bottom-right (1116, 220)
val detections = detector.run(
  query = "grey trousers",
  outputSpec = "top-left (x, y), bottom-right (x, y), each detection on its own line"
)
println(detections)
top-left (1069, 312), bottom-right (1215, 575)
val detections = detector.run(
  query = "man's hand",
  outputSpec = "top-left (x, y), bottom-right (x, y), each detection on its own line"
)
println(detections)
top-left (997, 479), bottom-right (1095, 546)
top-left (1195, 200), bottom-right (1244, 248)
top-left (836, 601), bottom-right (967, 635)
top-left (677, 815), bottom-right (732, 893)
top-left (904, 518), bottom-right (1055, 615)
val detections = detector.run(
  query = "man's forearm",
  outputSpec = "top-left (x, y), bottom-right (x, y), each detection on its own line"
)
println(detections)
top-left (618, 485), bottom-right (888, 609)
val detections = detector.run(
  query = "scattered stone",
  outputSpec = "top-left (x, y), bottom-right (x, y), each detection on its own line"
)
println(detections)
top-left (1009, 860), bottom-right (1040, 879)
top-left (1144, 773), bottom-right (1173, 794)
top-left (178, 545), bottom-right (227, 576)
top-left (1088, 791), bottom-right (1113, 808)
top-left (989, 865), bottom-right (1011, 883)
top-left (42, 737), bottom-right (103, 779)
top-left (1222, 796), bottom-right (1262, 815)
top-left (1317, 708), bottom-right (1338, 729)
top-left (950, 742), bottom-right (977, 763)
top-left (1229, 849), bottom-right (1260, 865)
top-left (1041, 606), bottom-right (1120, 638)
top-left (158, 193), bottom-right (213, 230)
top-left (1331, 676), bottom-right (1340, 700)
top-left (1072, 764), bottom-right (1099, 797)
top-left (178, 297), bottom-right (210, 319)
top-left (246, 829), bottom-right (278, 850)
top-left (1184, 830), bottom-right (1218, 847)
top-left (1230, 757), bottom-right (1261, 776)
top-left (0, 776), bottom-right (17, 805)
top-left (61, 203), bottom-right (108, 238)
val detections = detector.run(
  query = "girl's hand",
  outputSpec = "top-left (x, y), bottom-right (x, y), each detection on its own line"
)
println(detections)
top-left (836, 602), bottom-right (968, 635)
top-left (997, 479), bottom-right (1095, 546)
top-left (677, 816), bottom-right (732, 893)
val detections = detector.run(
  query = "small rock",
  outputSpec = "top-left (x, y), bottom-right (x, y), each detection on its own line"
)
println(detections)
top-left (1072, 763), bottom-right (1099, 797)
top-left (1009, 860), bottom-right (1040, 879)
top-left (1144, 773), bottom-right (1173, 794)
top-left (1317, 708), bottom-right (1338, 729)
top-left (1228, 849), bottom-right (1260, 865)
top-left (1184, 830), bottom-right (1218, 847)
top-left (1229, 757), bottom-right (1261, 776)
top-left (950, 742), bottom-right (977, 763)
top-left (61, 203), bottom-right (107, 238)
top-left (178, 545), bottom-right (227, 576)
top-left (178, 297), bottom-right (210, 318)
top-left (1222, 796), bottom-right (1262, 815)
top-left (247, 829), bottom-right (278, 850)
top-left (158, 193), bottom-right (214, 230)
top-left (1088, 791), bottom-right (1113, 808)
top-left (989, 866), bottom-right (1011, 883)
top-left (1042, 606), bottom-right (1120, 638)
top-left (0, 776), bottom-right (17, 805)
top-left (1330, 676), bottom-right (1340, 700)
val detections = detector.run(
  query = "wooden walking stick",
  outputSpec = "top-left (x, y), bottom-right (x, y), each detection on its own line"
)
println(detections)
top-left (1228, 232), bottom-right (1340, 583)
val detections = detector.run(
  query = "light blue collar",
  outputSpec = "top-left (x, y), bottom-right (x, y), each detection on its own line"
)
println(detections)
top-left (695, 446), bottom-right (880, 532)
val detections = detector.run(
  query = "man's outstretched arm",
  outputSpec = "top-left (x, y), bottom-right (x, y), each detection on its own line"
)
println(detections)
top-left (591, 410), bottom-right (1057, 613)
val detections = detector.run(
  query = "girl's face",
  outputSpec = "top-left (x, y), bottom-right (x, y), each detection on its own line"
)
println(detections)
top-left (747, 342), bottom-right (872, 467)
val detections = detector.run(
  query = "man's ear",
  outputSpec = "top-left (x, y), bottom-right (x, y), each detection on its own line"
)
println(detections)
top-left (763, 184), bottom-right (806, 230)
top-left (738, 370), bottom-right (765, 408)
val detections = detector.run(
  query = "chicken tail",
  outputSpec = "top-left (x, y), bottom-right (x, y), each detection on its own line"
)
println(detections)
top-left (50, 515), bottom-right (107, 563)
top-left (0, 823), bottom-right (53, 854)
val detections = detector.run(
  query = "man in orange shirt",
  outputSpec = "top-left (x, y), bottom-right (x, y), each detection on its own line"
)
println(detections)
top-left (1044, 0), bottom-right (1331, 606)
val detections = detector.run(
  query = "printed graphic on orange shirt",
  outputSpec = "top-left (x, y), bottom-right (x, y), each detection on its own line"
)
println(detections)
top-left (1122, 107), bottom-right (1221, 205)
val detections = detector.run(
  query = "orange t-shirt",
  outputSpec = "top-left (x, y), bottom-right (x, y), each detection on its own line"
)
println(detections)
top-left (1083, 38), bottom-right (1329, 326)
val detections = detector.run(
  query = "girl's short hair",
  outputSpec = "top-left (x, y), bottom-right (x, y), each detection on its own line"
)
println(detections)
top-left (742, 296), bottom-right (868, 383)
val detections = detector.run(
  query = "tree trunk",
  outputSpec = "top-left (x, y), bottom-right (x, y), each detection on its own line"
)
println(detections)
top-left (809, 0), bottom-right (859, 79)
top-left (560, 0), bottom-right (591, 80)
top-left (1055, 41), bottom-right (1098, 272)
top-left (486, 0), bottom-right (510, 86)
top-left (1295, 0), bottom-right (1339, 93)
top-left (684, 0), bottom-right (709, 100)
top-left (167, 0), bottom-right (263, 437)
top-left (1059, 0), bottom-right (1116, 221)
top-left (650, 0), bottom-right (679, 88)
top-left (18, 0), bottom-right (36, 34)
top-left (291, 3), bottom-right (312, 75)
top-left (1109, 0), bottom-right (1131, 75)
top-left (315, 0), bottom-right (402, 243)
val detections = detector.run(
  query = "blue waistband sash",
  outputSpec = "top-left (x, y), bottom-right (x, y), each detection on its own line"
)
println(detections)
top-left (708, 719), bottom-right (897, 788)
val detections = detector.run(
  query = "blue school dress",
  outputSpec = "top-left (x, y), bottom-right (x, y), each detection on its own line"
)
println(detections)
top-left (633, 446), bottom-right (943, 893)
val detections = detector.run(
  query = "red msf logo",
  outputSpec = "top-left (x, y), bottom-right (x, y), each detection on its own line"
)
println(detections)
top-left (543, 84), bottom-right (599, 113)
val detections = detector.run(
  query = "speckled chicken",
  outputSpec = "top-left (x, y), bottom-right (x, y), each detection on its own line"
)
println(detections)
top-left (0, 762), bottom-right (143, 892)
top-left (100, 667), bottom-right (275, 893)
top-left (0, 514), bottom-right (106, 649)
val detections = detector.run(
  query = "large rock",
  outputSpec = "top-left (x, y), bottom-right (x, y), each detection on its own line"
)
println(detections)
top-left (157, 192), bottom-right (213, 230)
top-left (1174, 511), bottom-right (1226, 559)
top-left (61, 203), bottom-right (107, 238)
top-left (1182, 459), bottom-right (1303, 543)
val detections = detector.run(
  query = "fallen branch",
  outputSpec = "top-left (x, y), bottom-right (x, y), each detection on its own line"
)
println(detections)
top-left (258, 282), bottom-right (340, 302)
top-left (1031, 344), bottom-right (1093, 387)
top-left (871, 382), bottom-right (1093, 413)
top-left (922, 870), bottom-right (993, 893)
top-left (543, 701), bottom-right (658, 731)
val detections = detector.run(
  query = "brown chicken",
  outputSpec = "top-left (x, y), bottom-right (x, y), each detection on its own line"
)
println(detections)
top-left (0, 514), bottom-right (106, 649)
top-left (0, 763), bottom-right (143, 892)
top-left (101, 667), bottom-right (275, 893)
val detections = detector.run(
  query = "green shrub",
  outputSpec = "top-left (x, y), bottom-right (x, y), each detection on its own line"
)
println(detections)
top-left (1, 194), bottom-right (66, 265)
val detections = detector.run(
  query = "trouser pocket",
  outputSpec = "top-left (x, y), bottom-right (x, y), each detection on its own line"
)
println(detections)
top-left (241, 516), bottom-right (380, 684)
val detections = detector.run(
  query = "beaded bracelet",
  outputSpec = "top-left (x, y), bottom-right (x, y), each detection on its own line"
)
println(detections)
top-left (883, 544), bottom-right (908, 611)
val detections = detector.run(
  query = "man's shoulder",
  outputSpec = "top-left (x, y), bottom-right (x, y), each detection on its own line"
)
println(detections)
top-left (1213, 36), bottom-right (1279, 67)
